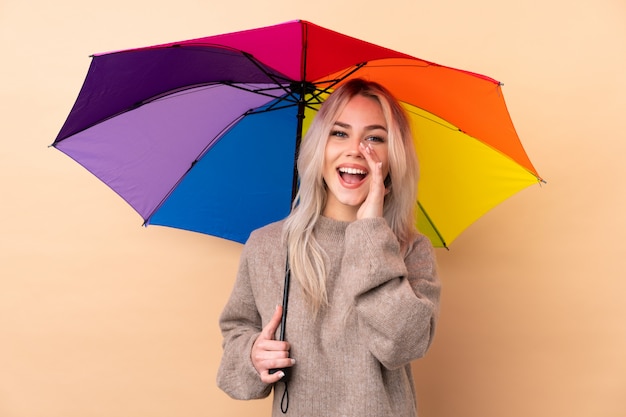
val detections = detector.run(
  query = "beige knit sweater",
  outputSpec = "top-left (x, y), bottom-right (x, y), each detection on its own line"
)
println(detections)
top-left (217, 216), bottom-right (441, 417)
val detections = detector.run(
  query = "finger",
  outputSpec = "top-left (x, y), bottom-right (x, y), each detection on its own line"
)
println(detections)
top-left (359, 142), bottom-right (378, 166)
top-left (261, 368), bottom-right (286, 384)
top-left (357, 144), bottom-right (386, 220)
top-left (261, 305), bottom-right (284, 340)
top-left (253, 339), bottom-right (291, 357)
top-left (252, 350), bottom-right (290, 369)
top-left (359, 143), bottom-right (384, 185)
top-left (260, 358), bottom-right (296, 384)
top-left (251, 339), bottom-right (291, 376)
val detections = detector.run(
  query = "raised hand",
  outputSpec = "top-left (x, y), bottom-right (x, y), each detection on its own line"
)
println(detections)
top-left (357, 142), bottom-right (389, 220)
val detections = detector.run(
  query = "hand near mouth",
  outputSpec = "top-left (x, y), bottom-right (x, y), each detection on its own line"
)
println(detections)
top-left (357, 142), bottom-right (388, 220)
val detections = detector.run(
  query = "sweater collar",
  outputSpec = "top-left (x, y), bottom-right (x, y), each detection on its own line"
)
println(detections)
top-left (315, 215), bottom-right (351, 243)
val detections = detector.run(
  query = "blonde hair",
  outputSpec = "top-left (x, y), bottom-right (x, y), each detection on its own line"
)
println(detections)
top-left (283, 79), bottom-right (419, 312)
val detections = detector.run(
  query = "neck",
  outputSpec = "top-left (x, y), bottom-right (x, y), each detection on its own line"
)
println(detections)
top-left (322, 202), bottom-right (358, 222)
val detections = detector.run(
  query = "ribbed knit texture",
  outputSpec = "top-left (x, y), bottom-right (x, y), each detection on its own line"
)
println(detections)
top-left (217, 216), bottom-right (441, 417)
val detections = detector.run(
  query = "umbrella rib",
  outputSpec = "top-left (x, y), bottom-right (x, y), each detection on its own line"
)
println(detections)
top-left (243, 64), bottom-right (369, 116)
top-left (405, 104), bottom-right (545, 183)
top-left (53, 83), bottom-right (237, 144)
top-left (240, 51), bottom-right (298, 98)
top-left (223, 82), bottom-right (294, 101)
top-left (359, 60), bottom-right (501, 84)
top-left (417, 201), bottom-right (448, 249)
top-left (143, 112), bottom-right (249, 226)
top-left (403, 106), bottom-right (464, 133)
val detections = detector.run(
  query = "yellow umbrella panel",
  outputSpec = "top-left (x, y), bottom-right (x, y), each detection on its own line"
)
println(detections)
top-left (407, 103), bottom-right (541, 247)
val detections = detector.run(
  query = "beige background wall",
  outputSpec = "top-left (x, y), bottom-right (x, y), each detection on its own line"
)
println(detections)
top-left (1, 1), bottom-right (625, 416)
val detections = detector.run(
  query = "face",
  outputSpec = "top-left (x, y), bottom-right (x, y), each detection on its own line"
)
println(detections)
top-left (322, 94), bottom-right (390, 220)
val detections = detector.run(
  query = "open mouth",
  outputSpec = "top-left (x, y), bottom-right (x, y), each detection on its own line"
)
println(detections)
top-left (338, 167), bottom-right (368, 185)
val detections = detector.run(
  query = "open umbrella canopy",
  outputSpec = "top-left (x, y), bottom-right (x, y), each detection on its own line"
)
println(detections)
top-left (53, 19), bottom-right (543, 248)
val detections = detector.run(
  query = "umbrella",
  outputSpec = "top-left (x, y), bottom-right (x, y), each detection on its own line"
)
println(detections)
top-left (52, 19), bottom-right (543, 251)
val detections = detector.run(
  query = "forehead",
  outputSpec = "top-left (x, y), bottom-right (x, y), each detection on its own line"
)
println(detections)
top-left (335, 95), bottom-right (386, 127)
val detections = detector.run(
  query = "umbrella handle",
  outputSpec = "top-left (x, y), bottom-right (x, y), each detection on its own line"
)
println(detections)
top-left (269, 258), bottom-right (291, 375)
top-left (278, 260), bottom-right (290, 342)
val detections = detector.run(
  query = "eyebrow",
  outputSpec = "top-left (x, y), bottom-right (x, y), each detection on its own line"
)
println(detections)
top-left (333, 121), bottom-right (388, 131)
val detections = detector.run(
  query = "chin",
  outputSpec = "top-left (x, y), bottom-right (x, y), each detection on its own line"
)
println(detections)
top-left (338, 196), bottom-right (367, 208)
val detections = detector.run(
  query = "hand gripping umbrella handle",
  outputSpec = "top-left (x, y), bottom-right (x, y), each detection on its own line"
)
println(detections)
top-left (269, 258), bottom-right (291, 414)
top-left (269, 258), bottom-right (291, 375)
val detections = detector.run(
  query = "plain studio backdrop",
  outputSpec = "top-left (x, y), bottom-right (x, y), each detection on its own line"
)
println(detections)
top-left (1, 1), bottom-right (625, 416)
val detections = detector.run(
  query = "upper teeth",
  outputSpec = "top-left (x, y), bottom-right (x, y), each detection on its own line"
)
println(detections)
top-left (339, 167), bottom-right (367, 175)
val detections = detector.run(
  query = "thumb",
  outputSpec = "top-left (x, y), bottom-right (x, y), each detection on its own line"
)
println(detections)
top-left (261, 305), bottom-right (283, 340)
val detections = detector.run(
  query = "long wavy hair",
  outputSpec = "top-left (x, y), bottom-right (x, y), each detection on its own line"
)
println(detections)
top-left (283, 78), bottom-right (419, 312)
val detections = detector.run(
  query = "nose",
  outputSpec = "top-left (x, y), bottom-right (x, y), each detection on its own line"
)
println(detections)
top-left (346, 137), bottom-right (365, 157)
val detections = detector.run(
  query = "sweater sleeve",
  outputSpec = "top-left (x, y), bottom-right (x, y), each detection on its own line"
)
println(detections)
top-left (216, 241), bottom-right (272, 400)
top-left (344, 218), bottom-right (441, 370)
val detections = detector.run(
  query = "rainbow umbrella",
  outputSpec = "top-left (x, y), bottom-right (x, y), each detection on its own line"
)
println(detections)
top-left (52, 19), bottom-right (543, 248)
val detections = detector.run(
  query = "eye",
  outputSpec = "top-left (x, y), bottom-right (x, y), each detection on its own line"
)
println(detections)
top-left (365, 135), bottom-right (385, 143)
top-left (330, 130), bottom-right (348, 138)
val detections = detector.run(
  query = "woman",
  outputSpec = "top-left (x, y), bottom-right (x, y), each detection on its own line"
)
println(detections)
top-left (217, 79), bottom-right (441, 417)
